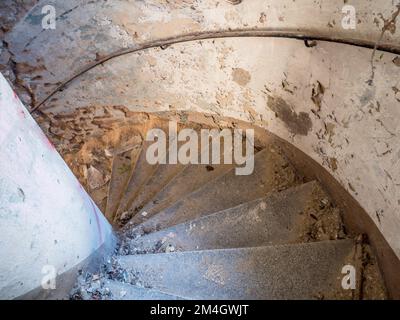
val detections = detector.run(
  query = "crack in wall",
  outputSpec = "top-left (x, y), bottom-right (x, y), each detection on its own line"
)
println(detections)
top-left (368, 4), bottom-right (400, 85)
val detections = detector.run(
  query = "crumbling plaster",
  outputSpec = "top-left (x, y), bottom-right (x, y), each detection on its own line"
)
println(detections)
top-left (4, 0), bottom-right (400, 260)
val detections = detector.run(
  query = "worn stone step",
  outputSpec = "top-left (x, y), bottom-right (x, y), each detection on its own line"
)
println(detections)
top-left (104, 280), bottom-right (185, 300)
top-left (132, 146), bottom-right (235, 226)
top-left (129, 144), bottom-right (298, 235)
top-left (124, 138), bottom-right (187, 221)
top-left (113, 140), bottom-right (161, 224)
top-left (121, 182), bottom-right (318, 254)
top-left (105, 145), bottom-right (142, 222)
top-left (118, 240), bottom-right (356, 300)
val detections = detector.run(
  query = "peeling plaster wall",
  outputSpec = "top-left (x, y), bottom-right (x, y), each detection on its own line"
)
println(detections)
top-left (5, 0), bottom-right (400, 105)
top-left (4, 0), bottom-right (400, 264)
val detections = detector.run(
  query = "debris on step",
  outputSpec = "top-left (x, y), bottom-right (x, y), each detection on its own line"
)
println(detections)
top-left (299, 182), bottom-right (347, 242)
top-left (356, 236), bottom-right (387, 300)
top-left (87, 166), bottom-right (107, 190)
top-left (70, 255), bottom-right (140, 300)
top-left (70, 271), bottom-right (111, 301)
top-left (90, 185), bottom-right (109, 213)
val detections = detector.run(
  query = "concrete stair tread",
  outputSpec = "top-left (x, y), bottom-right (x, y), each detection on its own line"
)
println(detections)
top-left (121, 181), bottom-right (318, 253)
top-left (113, 140), bottom-right (161, 224)
top-left (132, 145), bottom-right (236, 226)
top-left (105, 144), bottom-right (142, 222)
top-left (117, 240), bottom-right (356, 300)
top-left (124, 161), bottom-right (185, 222)
top-left (129, 144), bottom-right (298, 234)
top-left (104, 280), bottom-right (185, 300)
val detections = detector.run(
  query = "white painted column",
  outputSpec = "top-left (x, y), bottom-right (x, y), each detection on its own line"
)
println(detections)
top-left (0, 74), bottom-right (113, 299)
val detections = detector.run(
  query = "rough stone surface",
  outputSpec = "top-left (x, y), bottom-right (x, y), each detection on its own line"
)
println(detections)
top-left (0, 1), bottom-right (393, 299)
top-left (117, 241), bottom-right (356, 300)
top-left (120, 182), bottom-right (319, 254)
top-left (128, 144), bottom-right (299, 235)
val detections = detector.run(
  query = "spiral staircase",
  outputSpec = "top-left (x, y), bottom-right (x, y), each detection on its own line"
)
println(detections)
top-left (2, 0), bottom-right (399, 300)
top-left (62, 114), bottom-right (386, 300)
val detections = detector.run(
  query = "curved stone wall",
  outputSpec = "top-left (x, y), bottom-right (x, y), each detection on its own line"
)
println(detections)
top-left (3, 0), bottom-right (400, 297)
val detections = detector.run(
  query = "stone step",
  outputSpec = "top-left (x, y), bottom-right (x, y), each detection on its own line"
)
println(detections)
top-left (124, 160), bottom-right (185, 221)
top-left (121, 182), bottom-right (318, 254)
top-left (104, 280), bottom-right (185, 300)
top-left (113, 140), bottom-right (161, 224)
top-left (132, 146), bottom-right (236, 226)
top-left (118, 240), bottom-right (356, 300)
top-left (130, 144), bottom-right (298, 235)
top-left (105, 145), bottom-right (142, 222)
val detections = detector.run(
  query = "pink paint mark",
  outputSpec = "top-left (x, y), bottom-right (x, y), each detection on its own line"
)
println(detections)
top-left (13, 91), bottom-right (18, 100)
top-left (18, 109), bottom-right (26, 119)
top-left (40, 132), bottom-right (56, 151)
